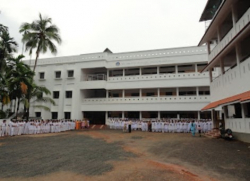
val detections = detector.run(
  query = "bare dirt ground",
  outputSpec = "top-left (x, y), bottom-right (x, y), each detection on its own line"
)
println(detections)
top-left (0, 130), bottom-right (250, 181)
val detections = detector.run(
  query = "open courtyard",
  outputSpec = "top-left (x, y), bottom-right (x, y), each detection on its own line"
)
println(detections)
top-left (0, 130), bottom-right (250, 181)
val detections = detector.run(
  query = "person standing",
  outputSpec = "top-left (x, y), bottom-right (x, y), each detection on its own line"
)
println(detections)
top-left (128, 120), bottom-right (132, 133)
top-left (197, 125), bottom-right (202, 137)
top-left (1, 120), bottom-right (7, 136)
top-left (190, 120), bottom-right (196, 136)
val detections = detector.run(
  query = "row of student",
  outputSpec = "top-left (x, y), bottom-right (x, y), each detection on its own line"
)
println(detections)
top-left (0, 119), bottom-right (76, 137)
top-left (108, 118), bottom-right (213, 133)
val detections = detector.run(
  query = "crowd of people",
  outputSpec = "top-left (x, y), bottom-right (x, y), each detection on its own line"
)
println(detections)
top-left (108, 118), bottom-right (213, 133)
top-left (0, 118), bottom-right (213, 137)
top-left (0, 119), bottom-right (76, 137)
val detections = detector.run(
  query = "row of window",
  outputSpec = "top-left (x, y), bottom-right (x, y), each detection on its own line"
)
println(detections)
top-left (53, 91), bottom-right (73, 99)
top-left (39, 70), bottom-right (74, 79)
top-left (35, 112), bottom-right (71, 119)
top-left (110, 91), bottom-right (210, 97)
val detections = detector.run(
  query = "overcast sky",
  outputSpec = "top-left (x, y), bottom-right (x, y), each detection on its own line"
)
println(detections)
top-left (0, 0), bottom-right (207, 59)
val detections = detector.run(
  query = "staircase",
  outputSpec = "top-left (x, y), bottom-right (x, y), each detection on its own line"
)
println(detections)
top-left (205, 128), bottom-right (221, 139)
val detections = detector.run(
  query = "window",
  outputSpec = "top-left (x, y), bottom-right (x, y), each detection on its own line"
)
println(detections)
top-left (55, 71), bottom-right (61, 78)
top-left (39, 72), bottom-right (45, 79)
top-left (131, 93), bottom-right (139, 97)
top-left (146, 93), bottom-right (155, 97)
top-left (68, 70), bottom-right (74, 78)
top-left (53, 91), bottom-right (60, 99)
top-left (112, 93), bottom-right (119, 97)
top-left (66, 91), bottom-right (72, 98)
top-left (52, 112), bottom-right (58, 119)
top-left (35, 112), bottom-right (41, 118)
top-left (64, 112), bottom-right (71, 119)
top-left (165, 92), bottom-right (173, 96)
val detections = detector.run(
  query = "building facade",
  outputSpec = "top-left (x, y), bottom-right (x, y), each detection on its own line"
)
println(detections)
top-left (25, 46), bottom-right (215, 124)
top-left (199, 0), bottom-right (250, 142)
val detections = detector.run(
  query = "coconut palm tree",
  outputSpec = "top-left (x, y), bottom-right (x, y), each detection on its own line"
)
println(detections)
top-left (20, 13), bottom-right (62, 72)
top-left (0, 30), bottom-right (18, 72)
top-left (7, 55), bottom-right (34, 118)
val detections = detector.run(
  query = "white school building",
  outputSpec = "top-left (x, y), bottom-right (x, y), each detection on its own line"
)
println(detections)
top-left (24, 46), bottom-right (216, 125)
top-left (199, 0), bottom-right (250, 142)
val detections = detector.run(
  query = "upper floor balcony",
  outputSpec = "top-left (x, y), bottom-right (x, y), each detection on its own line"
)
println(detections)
top-left (82, 95), bottom-right (210, 105)
top-left (209, 8), bottom-right (250, 62)
top-left (81, 64), bottom-right (218, 89)
top-left (206, 4), bottom-right (250, 62)
top-left (211, 56), bottom-right (250, 102)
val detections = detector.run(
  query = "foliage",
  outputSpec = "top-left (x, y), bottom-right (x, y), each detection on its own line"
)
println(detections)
top-left (0, 20), bottom-right (58, 119)
top-left (20, 13), bottom-right (62, 72)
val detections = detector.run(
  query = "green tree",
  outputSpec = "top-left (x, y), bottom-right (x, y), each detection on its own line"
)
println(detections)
top-left (20, 13), bottom-right (62, 72)
top-left (7, 55), bottom-right (34, 118)
top-left (0, 29), bottom-right (18, 72)
top-left (22, 83), bottom-right (55, 119)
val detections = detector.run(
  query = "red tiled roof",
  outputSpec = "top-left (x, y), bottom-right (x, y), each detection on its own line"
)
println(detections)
top-left (202, 90), bottom-right (250, 110)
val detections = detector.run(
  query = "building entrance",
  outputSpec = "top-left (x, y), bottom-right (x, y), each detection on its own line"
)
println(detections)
top-left (83, 111), bottom-right (105, 125)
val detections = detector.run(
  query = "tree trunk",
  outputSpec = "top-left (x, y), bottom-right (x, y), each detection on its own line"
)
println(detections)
top-left (16, 98), bottom-right (20, 119)
top-left (9, 99), bottom-right (13, 112)
top-left (33, 44), bottom-right (40, 72)
top-left (13, 98), bottom-right (16, 114)
top-left (26, 98), bottom-right (30, 120)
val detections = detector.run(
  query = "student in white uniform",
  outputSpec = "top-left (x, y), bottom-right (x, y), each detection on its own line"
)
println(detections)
top-left (8, 120), bottom-right (15, 136)
top-left (1, 120), bottom-right (7, 136)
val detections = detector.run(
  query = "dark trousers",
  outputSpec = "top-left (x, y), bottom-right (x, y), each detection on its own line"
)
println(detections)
top-left (128, 125), bottom-right (131, 133)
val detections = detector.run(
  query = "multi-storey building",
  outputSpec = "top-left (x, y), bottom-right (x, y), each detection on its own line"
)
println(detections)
top-left (199, 0), bottom-right (250, 142)
top-left (25, 46), bottom-right (214, 124)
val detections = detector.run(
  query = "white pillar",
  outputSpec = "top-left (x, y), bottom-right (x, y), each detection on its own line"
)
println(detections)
top-left (123, 69), bottom-right (125, 77)
top-left (122, 111), bottom-right (125, 119)
top-left (235, 44), bottom-right (242, 77)
top-left (177, 113), bottom-right (180, 119)
top-left (220, 59), bottom-right (225, 74)
top-left (139, 89), bottom-right (142, 97)
top-left (158, 111), bottom-right (160, 120)
top-left (157, 66), bottom-right (160, 74)
top-left (107, 69), bottom-right (109, 79)
top-left (211, 109), bottom-right (217, 129)
top-left (196, 87), bottom-right (199, 96)
top-left (176, 87), bottom-right (179, 96)
top-left (209, 69), bottom-right (213, 82)
top-left (106, 90), bottom-right (109, 98)
top-left (235, 44), bottom-right (241, 65)
top-left (175, 65), bottom-right (178, 73)
top-left (231, 5), bottom-right (237, 26)
top-left (195, 64), bottom-right (198, 72)
top-left (139, 67), bottom-right (142, 75)
top-left (122, 90), bottom-right (125, 98)
top-left (139, 111), bottom-right (142, 120)
top-left (157, 88), bottom-right (160, 97)
top-left (198, 111), bottom-right (201, 120)
top-left (207, 41), bottom-right (211, 54)
top-left (241, 104), bottom-right (245, 119)
top-left (217, 26), bottom-right (221, 43)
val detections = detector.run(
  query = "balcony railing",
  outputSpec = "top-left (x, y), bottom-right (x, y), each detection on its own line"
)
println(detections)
top-left (86, 74), bottom-right (107, 81)
top-left (82, 95), bottom-right (210, 104)
top-left (208, 8), bottom-right (250, 62)
top-left (108, 72), bottom-right (216, 82)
